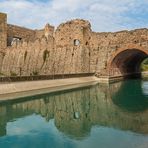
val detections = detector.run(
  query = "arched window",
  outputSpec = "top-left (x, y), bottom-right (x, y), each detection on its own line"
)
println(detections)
top-left (74, 39), bottom-right (80, 46)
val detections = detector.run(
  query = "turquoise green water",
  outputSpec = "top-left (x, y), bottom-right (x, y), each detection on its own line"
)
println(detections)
top-left (0, 79), bottom-right (148, 148)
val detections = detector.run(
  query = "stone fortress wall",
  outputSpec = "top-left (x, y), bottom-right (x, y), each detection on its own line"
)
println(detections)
top-left (0, 12), bottom-right (148, 78)
top-left (7, 24), bottom-right (35, 45)
top-left (0, 13), bottom-right (7, 49)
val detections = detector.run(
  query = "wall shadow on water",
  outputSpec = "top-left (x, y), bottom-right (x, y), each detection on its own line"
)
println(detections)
top-left (0, 79), bottom-right (148, 139)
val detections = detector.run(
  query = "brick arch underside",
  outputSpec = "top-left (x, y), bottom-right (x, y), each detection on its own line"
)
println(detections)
top-left (109, 49), bottom-right (148, 77)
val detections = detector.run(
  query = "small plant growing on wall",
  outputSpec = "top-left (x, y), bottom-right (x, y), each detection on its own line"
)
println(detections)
top-left (10, 71), bottom-right (17, 77)
top-left (41, 49), bottom-right (49, 69)
top-left (31, 69), bottom-right (39, 76)
top-left (0, 72), bottom-right (5, 76)
top-left (24, 51), bottom-right (28, 62)
top-left (43, 49), bottom-right (49, 63)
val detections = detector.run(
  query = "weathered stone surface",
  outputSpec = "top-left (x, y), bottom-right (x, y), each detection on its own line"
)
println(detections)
top-left (0, 13), bottom-right (7, 49)
top-left (0, 12), bottom-right (148, 78)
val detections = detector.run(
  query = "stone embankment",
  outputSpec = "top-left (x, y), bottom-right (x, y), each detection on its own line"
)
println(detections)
top-left (0, 76), bottom-right (99, 101)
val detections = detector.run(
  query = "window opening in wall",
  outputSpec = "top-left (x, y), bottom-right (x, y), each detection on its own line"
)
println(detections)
top-left (74, 39), bottom-right (80, 46)
top-left (11, 37), bottom-right (21, 45)
top-left (8, 37), bottom-right (22, 46)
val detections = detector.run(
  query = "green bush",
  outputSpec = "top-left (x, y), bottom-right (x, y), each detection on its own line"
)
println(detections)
top-left (31, 70), bottom-right (39, 76)
top-left (141, 58), bottom-right (148, 71)
top-left (0, 72), bottom-right (5, 76)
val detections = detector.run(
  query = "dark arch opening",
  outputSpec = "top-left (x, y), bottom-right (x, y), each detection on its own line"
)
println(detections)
top-left (109, 49), bottom-right (148, 78)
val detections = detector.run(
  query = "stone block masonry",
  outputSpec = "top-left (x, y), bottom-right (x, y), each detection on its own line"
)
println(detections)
top-left (0, 12), bottom-right (147, 79)
top-left (0, 13), bottom-right (7, 49)
top-left (7, 24), bottom-right (35, 45)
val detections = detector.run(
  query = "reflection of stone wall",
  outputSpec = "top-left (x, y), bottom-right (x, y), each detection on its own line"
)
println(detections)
top-left (0, 107), bottom-right (7, 136)
top-left (0, 83), bottom-right (148, 138)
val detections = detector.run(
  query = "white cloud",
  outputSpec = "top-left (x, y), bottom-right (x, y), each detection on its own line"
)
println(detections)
top-left (0, 0), bottom-right (148, 32)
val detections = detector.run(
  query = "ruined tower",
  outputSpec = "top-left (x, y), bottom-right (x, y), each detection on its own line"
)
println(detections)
top-left (44, 23), bottom-right (54, 39)
top-left (0, 12), bottom-right (7, 49)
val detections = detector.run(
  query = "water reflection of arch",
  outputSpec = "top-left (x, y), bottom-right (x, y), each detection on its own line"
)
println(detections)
top-left (109, 80), bottom-right (148, 112)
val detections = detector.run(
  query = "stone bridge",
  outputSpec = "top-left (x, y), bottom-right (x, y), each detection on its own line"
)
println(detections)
top-left (0, 12), bottom-right (147, 82)
top-left (106, 45), bottom-right (148, 79)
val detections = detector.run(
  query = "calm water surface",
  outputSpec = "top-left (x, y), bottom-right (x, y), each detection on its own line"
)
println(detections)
top-left (0, 79), bottom-right (148, 148)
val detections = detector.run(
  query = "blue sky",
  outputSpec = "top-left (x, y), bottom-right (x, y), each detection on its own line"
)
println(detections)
top-left (0, 0), bottom-right (148, 32)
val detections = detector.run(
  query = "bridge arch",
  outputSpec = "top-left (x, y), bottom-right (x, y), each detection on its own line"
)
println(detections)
top-left (107, 45), bottom-right (148, 78)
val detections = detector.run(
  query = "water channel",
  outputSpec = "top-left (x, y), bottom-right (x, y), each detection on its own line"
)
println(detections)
top-left (0, 79), bottom-right (148, 148)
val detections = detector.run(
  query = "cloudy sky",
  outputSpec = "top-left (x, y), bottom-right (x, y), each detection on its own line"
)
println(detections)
top-left (0, 0), bottom-right (148, 32)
